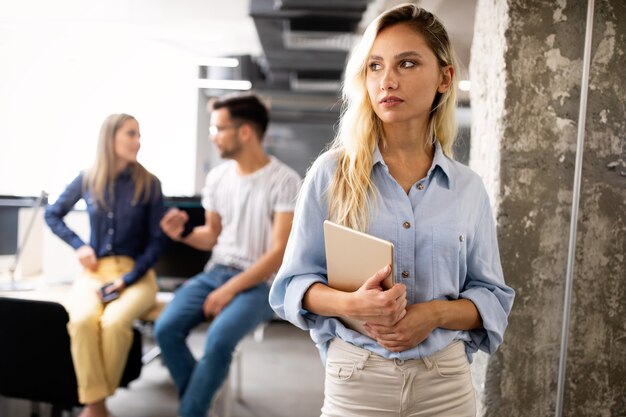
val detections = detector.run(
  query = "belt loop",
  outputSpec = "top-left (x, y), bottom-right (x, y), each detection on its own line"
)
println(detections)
top-left (355, 351), bottom-right (371, 370)
top-left (423, 356), bottom-right (433, 370)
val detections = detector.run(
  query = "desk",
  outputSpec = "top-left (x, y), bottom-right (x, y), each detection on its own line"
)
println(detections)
top-left (0, 276), bottom-right (173, 324)
top-left (0, 277), bottom-right (71, 305)
top-left (0, 278), bottom-right (144, 416)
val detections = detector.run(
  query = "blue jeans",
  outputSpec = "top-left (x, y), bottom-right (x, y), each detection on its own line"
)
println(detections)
top-left (154, 265), bottom-right (274, 417)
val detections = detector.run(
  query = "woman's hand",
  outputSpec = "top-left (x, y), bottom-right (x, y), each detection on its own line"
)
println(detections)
top-left (364, 302), bottom-right (439, 352)
top-left (76, 245), bottom-right (97, 271)
top-left (347, 265), bottom-right (407, 326)
top-left (160, 208), bottom-right (189, 241)
top-left (106, 278), bottom-right (127, 294)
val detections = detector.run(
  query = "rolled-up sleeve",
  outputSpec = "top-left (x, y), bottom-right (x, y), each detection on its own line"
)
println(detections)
top-left (269, 157), bottom-right (332, 330)
top-left (460, 198), bottom-right (515, 355)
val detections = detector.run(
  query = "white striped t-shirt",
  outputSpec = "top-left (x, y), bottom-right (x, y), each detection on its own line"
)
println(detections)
top-left (201, 156), bottom-right (301, 272)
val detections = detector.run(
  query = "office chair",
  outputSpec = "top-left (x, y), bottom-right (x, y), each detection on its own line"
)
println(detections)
top-left (0, 297), bottom-right (142, 417)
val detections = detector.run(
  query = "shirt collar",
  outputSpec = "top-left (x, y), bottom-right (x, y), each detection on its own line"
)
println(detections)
top-left (372, 144), bottom-right (385, 168)
top-left (372, 140), bottom-right (453, 189)
top-left (430, 141), bottom-right (452, 189)
top-left (117, 166), bottom-right (133, 180)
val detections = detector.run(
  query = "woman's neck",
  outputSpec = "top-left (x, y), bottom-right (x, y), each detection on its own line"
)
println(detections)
top-left (379, 121), bottom-right (434, 194)
top-left (114, 160), bottom-right (129, 175)
top-left (380, 120), bottom-right (433, 160)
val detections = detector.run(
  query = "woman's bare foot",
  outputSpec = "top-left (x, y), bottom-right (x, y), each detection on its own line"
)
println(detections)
top-left (78, 399), bottom-right (109, 417)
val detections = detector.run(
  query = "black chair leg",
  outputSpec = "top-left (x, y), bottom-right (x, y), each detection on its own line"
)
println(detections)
top-left (30, 401), bottom-right (40, 417)
top-left (50, 404), bottom-right (64, 417)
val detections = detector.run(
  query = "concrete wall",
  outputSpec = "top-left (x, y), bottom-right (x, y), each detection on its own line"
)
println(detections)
top-left (470, 0), bottom-right (625, 416)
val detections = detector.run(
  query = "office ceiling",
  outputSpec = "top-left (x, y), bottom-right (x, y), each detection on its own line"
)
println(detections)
top-left (233, 0), bottom-right (476, 122)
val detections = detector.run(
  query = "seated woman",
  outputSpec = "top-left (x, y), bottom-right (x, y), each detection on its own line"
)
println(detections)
top-left (45, 113), bottom-right (167, 417)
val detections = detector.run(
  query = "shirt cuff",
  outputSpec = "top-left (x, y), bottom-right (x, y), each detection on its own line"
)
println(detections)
top-left (460, 287), bottom-right (507, 354)
top-left (283, 274), bottom-right (326, 330)
top-left (70, 236), bottom-right (85, 250)
top-left (122, 271), bottom-right (140, 287)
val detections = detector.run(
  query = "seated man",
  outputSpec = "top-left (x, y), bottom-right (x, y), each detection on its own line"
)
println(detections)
top-left (154, 92), bottom-right (301, 417)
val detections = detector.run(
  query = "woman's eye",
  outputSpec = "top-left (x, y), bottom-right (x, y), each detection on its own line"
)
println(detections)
top-left (400, 60), bottom-right (416, 69)
top-left (368, 62), bottom-right (382, 71)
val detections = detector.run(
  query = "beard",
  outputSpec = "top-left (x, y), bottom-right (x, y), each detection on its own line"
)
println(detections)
top-left (217, 140), bottom-right (243, 159)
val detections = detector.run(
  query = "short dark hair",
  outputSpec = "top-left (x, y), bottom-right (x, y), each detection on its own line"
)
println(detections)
top-left (211, 92), bottom-right (269, 140)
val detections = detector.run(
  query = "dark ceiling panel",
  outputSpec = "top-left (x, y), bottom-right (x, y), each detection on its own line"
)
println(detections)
top-left (249, 0), bottom-right (373, 94)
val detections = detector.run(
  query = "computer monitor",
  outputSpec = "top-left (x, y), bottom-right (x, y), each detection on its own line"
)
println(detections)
top-left (0, 196), bottom-right (42, 256)
top-left (153, 196), bottom-right (211, 290)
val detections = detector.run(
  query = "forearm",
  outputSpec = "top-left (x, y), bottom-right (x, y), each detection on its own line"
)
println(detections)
top-left (302, 282), bottom-right (349, 317)
top-left (222, 248), bottom-right (286, 294)
top-left (431, 298), bottom-right (482, 331)
top-left (122, 237), bottom-right (167, 286)
top-left (179, 225), bottom-right (218, 251)
top-left (44, 182), bottom-right (84, 249)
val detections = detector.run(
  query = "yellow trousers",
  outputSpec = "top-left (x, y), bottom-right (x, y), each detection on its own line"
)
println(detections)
top-left (65, 256), bottom-right (157, 404)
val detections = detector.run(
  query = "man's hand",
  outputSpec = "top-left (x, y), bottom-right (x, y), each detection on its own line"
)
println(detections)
top-left (76, 245), bottom-right (98, 271)
top-left (364, 302), bottom-right (439, 352)
top-left (160, 208), bottom-right (189, 241)
top-left (203, 285), bottom-right (237, 318)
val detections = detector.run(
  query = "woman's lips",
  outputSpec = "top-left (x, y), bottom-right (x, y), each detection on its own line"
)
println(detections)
top-left (380, 96), bottom-right (404, 107)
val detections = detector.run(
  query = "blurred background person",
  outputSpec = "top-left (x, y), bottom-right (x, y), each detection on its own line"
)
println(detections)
top-left (155, 93), bottom-right (301, 417)
top-left (45, 113), bottom-right (167, 417)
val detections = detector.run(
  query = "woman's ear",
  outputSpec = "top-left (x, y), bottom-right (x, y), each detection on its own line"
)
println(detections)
top-left (437, 65), bottom-right (454, 93)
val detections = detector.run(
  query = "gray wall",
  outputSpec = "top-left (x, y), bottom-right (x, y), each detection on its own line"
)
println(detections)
top-left (471, 0), bottom-right (625, 416)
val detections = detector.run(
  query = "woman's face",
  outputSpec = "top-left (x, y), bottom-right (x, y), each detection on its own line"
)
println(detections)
top-left (113, 118), bottom-right (141, 167)
top-left (366, 23), bottom-right (451, 126)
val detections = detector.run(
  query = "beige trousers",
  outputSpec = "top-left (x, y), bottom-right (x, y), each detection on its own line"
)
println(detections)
top-left (65, 256), bottom-right (157, 404)
top-left (321, 338), bottom-right (476, 417)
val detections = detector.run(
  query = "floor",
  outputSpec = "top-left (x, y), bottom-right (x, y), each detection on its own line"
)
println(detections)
top-left (107, 320), bottom-right (325, 417)
top-left (0, 320), bottom-right (324, 417)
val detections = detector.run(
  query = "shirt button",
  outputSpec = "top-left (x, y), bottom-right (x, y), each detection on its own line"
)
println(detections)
top-left (417, 183), bottom-right (424, 190)
top-left (459, 235), bottom-right (465, 242)
top-left (108, 229), bottom-right (114, 235)
top-left (403, 221), bottom-right (411, 229)
top-left (401, 271), bottom-right (409, 278)
top-left (106, 244), bottom-right (112, 251)
top-left (107, 212), bottom-right (114, 219)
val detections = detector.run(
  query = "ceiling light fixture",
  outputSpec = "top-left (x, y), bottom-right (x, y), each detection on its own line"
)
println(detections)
top-left (197, 57), bottom-right (240, 68)
top-left (196, 79), bottom-right (252, 90)
top-left (459, 80), bottom-right (471, 92)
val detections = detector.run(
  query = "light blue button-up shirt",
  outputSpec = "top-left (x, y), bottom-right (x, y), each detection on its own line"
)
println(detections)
top-left (269, 142), bottom-right (515, 364)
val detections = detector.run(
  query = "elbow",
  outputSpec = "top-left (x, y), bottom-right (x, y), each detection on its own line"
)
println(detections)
top-left (272, 246), bottom-right (289, 272)
top-left (43, 208), bottom-right (57, 227)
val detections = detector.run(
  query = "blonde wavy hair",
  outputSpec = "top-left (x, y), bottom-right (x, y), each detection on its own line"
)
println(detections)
top-left (84, 114), bottom-right (155, 209)
top-left (328, 3), bottom-right (459, 230)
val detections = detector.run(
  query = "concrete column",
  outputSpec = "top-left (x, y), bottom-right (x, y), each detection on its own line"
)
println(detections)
top-left (470, 1), bottom-right (625, 416)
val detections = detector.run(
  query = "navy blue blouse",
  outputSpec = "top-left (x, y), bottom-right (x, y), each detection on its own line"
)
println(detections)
top-left (45, 169), bottom-right (167, 286)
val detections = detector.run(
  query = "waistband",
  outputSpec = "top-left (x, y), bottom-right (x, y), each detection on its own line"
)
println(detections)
top-left (330, 337), bottom-right (466, 369)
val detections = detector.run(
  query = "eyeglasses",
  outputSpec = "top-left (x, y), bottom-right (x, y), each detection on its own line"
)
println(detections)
top-left (209, 124), bottom-right (241, 136)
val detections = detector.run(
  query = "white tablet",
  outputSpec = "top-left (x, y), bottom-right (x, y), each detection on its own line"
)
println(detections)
top-left (323, 220), bottom-right (395, 333)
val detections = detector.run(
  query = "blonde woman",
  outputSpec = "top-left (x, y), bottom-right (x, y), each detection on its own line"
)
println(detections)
top-left (269, 4), bottom-right (515, 416)
top-left (45, 114), bottom-right (166, 417)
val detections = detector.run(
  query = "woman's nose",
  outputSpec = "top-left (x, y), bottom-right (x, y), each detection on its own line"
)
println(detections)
top-left (380, 69), bottom-right (398, 90)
